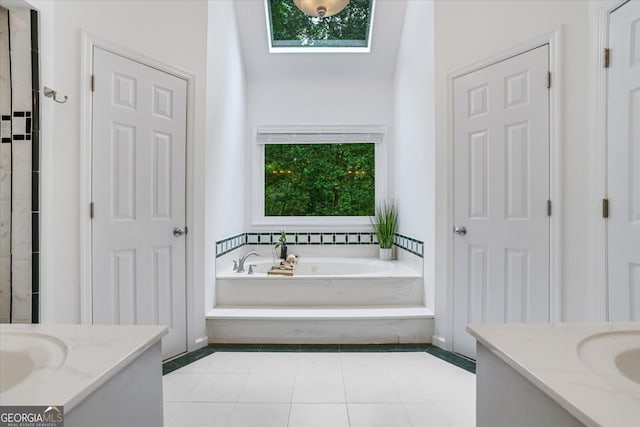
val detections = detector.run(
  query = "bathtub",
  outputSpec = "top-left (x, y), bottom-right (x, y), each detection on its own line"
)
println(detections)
top-left (0, 324), bottom-right (166, 427)
top-left (210, 254), bottom-right (431, 343)
top-left (216, 256), bottom-right (424, 306)
top-left (219, 256), bottom-right (419, 278)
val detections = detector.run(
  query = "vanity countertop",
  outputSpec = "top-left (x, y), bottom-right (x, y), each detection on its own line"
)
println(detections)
top-left (467, 322), bottom-right (640, 427)
top-left (0, 324), bottom-right (167, 411)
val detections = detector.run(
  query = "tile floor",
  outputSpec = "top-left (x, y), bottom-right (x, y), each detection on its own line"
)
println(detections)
top-left (163, 351), bottom-right (475, 427)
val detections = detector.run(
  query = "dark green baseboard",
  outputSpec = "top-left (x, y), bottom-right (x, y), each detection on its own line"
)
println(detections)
top-left (163, 343), bottom-right (475, 375)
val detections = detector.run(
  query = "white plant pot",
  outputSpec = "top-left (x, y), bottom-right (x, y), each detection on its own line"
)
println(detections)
top-left (379, 247), bottom-right (393, 261)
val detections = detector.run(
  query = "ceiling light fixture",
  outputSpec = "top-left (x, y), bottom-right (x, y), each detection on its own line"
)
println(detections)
top-left (293, 0), bottom-right (349, 18)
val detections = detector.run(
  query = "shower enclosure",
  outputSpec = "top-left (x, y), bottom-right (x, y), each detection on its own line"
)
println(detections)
top-left (0, 5), bottom-right (40, 324)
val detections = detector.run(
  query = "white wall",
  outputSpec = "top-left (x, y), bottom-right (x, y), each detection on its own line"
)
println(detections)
top-left (393, 1), bottom-right (435, 311)
top-left (434, 1), bottom-right (591, 345)
top-left (34, 1), bottom-right (209, 345)
top-left (206, 0), bottom-right (247, 309)
top-left (248, 79), bottom-right (393, 128)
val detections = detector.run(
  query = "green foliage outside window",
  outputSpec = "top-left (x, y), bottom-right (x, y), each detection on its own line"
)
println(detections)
top-left (265, 143), bottom-right (375, 216)
top-left (269, 0), bottom-right (372, 47)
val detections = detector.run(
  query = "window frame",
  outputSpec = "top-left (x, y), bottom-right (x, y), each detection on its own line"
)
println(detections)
top-left (251, 126), bottom-right (388, 228)
top-left (264, 0), bottom-right (377, 54)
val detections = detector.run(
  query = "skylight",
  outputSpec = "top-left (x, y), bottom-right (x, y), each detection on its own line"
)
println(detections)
top-left (266, 0), bottom-right (375, 53)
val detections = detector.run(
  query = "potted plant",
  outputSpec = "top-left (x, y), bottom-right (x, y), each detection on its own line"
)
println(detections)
top-left (371, 201), bottom-right (398, 260)
top-left (275, 230), bottom-right (287, 260)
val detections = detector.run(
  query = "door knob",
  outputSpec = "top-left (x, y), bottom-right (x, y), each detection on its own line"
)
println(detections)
top-left (454, 226), bottom-right (467, 236)
top-left (173, 226), bottom-right (188, 237)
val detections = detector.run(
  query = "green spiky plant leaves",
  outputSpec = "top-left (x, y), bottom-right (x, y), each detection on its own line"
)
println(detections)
top-left (371, 201), bottom-right (398, 249)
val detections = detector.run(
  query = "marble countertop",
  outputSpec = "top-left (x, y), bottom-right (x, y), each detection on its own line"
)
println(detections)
top-left (0, 324), bottom-right (167, 411)
top-left (467, 322), bottom-right (640, 427)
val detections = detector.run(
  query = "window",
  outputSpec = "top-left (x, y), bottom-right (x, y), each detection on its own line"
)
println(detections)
top-left (266, 143), bottom-right (374, 216)
top-left (266, 0), bottom-right (375, 53)
top-left (253, 128), bottom-right (386, 226)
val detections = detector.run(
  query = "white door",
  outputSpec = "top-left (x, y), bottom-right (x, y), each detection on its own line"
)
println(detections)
top-left (608, 0), bottom-right (640, 321)
top-left (91, 47), bottom-right (188, 360)
top-left (453, 45), bottom-right (550, 359)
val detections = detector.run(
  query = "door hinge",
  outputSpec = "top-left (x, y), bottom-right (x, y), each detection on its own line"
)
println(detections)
top-left (603, 48), bottom-right (610, 68)
top-left (90, 74), bottom-right (95, 92)
top-left (603, 198), bottom-right (609, 218)
top-left (547, 200), bottom-right (552, 217)
top-left (90, 202), bottom-right (94, 219)
top-left (546, 71), bottom-right (551, 89)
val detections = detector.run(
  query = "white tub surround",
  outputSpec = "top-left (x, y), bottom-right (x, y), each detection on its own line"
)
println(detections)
top-left (207, 307), bottom-right (433, 344)
top-left (218, 256), bottom-right (420, 278)
top-left (0, 324), bottom-right (167, 427)
top-left (467, 323), bottom-right (640, 427)
top-left (209, 255), bottom-right (432, 344)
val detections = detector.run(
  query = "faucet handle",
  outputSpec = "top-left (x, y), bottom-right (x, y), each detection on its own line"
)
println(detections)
top-left (248, 264), bottom-right (257, 275)
top-left (232, 260), bottom-right (238, 271)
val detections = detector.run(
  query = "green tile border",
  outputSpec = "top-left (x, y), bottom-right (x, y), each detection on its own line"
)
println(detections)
top-left (163, 343), bottom-right (475, 375)
top-left (425, 346), bottom-right (476, 374)
top-left (260, 343), bottom-right (301, 352)
top-left (215, 231), bottom-right (425, 258)
top-left (298, 344), bottom-right (340, 352)
top-left (215, 343), bottom-right (264, 352)
top-left (162, 346), bottom-right (216, 375)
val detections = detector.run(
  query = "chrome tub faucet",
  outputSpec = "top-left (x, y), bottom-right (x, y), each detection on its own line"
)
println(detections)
top-left (237, 251), bottom-right (259, 273)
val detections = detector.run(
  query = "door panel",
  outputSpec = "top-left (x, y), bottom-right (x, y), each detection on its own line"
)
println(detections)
top-left (92, 47), bottom-right (188, 360)
top-left (608, 0), bottom-right (640, 321)
top-left (453, 45), bottom-right (550, 359)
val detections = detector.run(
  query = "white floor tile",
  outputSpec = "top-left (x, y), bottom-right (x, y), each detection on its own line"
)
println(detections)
top-left (404, 402), bottom-right (476, 427)
top-left (436, 368), bottom-right (477, 403)
top-left (343, 374), bottom-right (400, 403)
top-left (226, 403), bottom-right (290, 427)
top-left (380, 352), bottom-right (433, 363)
top-left (340, 353), bottom-right (388, 376)
top-left (347, 403), bottom-right (412, 427)
top-left (288, 403), bottom-right (349, 427)
top-left (174, 357), bottom-right (210, 373)
top-left (204, 352), bottom-right (257, 374)
top-left (393, 371), bottom-right (457, 403)
top-left (383, 353), bottom-right (438, 378)
top-left (162, 371), bottom-right (202, 402)
top-left (162, 350), bottom-right (476, 427)
top-left (238, 373), bottom-right (295, 403)
top-left (296, 353), bottom-right (342, 375)
top-left (251, 352), bottom-right (299, 374)
top-left (444, 402), bottom-right (476, 427)
top-left (163, 401), bottom-right (181, 426)
top-left (163, 401), bottom-right (234, 427)
top-left (292, 374), bottom-right (346, 403)
top-left (185, 372), bottom-right (248, 402)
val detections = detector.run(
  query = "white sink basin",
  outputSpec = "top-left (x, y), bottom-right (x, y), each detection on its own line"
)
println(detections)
top-left (615, 347), bottom-right (640, 385)
top-left (0, 332), bottom-right (68, 394)
top-left (578, 331), bottom-right (640, 395)
top-left (0, 350), bottom-right (35, 393)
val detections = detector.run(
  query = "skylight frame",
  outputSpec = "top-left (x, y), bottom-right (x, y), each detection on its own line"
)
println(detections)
top-left (264, 0), bottom-right (376, 54)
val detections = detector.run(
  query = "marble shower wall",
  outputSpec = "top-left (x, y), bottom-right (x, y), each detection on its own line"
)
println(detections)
top-left (0, 7), bottom-right (10, 324)
top-left (0, 6), bottom-right (39, 324)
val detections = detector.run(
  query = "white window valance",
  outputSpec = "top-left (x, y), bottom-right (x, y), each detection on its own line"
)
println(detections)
top-left (256, 127), bottom-right (385, 145)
